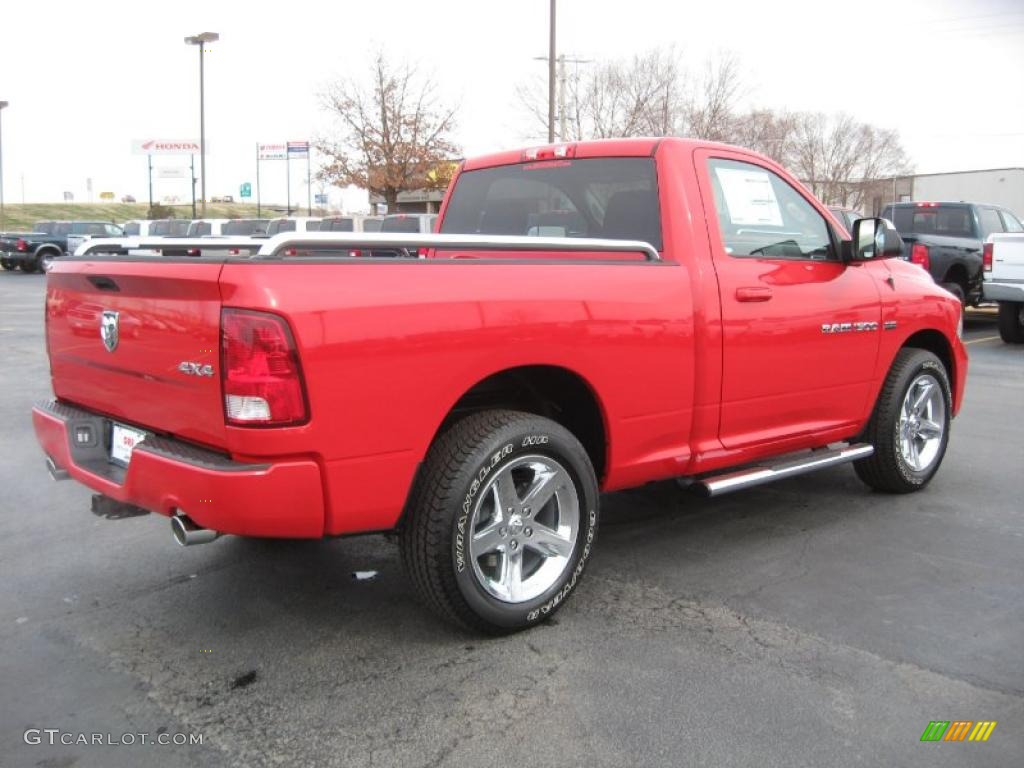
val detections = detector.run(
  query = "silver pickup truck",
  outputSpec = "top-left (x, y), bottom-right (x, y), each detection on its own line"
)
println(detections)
top-left (984, 232), bottom-right (1024, 343)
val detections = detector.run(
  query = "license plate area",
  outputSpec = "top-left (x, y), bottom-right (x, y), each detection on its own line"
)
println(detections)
top-left (110, 423), bottom-right (147, 467)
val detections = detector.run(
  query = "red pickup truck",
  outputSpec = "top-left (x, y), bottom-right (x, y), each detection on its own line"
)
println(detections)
top-left (34, 138), bottom-right (967, 633)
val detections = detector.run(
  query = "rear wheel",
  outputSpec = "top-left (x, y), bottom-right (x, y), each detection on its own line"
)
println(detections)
top-left (37, 250), bottom-right (59, 272)
top-left (0, 258), bottom-right (16, 271)
top-left (401, 410), bottom-right (599, 634)
top-left (940, 281), bottom-right (966, 307)
top-left (997, 301), bottom-right (1024, 344)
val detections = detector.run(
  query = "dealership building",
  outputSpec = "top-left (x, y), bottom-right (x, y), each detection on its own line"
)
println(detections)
top-left (870, 167), bottom-right (1024, 217)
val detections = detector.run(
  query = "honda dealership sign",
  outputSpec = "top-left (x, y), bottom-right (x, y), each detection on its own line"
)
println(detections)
top-left (131, 139), bottom-right (205, 155)
top-left (258, 143), bottom-right (287, 160)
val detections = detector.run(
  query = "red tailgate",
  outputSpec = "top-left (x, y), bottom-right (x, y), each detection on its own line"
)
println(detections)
top-left (45, 260), bottom-right (228, 448)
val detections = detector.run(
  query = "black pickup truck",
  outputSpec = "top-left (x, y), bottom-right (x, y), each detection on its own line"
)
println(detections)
top-left (880, 202), bottom-right (1024, 305)
top-left (0, 221), bottom-right (123, 273)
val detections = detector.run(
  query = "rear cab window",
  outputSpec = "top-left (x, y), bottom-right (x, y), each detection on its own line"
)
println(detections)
top-left (440, 157), bottom-right (663, 250)
top-left (889, 205), bottom-right (975, 238)
top-left (1000, 210), bottom-right (1024, 233)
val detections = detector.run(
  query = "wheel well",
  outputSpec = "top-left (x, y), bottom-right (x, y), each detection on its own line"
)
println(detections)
top-left (942, 263), bottom-right (968, 288)
top-left (438, 365), bottom-right (608, 481)
top-left (902, 330), bottom-right (954, 392)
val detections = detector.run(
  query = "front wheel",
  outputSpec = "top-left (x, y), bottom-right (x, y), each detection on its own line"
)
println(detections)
top-left (854, 349), bottom-right (952, 493)
top-left (1, 258), bottom-right (16, 271)
top-left (401, 410), bottom-right (599, 634)
top-left (997, 301), bottom-right (1024, 344)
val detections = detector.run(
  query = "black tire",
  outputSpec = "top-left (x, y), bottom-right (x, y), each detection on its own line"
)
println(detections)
top-left (940, 281), bottom-right (966, 307)
top-left (19, 258), bottom-right (38, 273)
top-left (997, 301), bottom-right (1024, 344)
top-left (854, 348), bottom-right (952, 493)
top-left (36, 249), bottom-right (59, 272)
top-left (1, 258), bottom-right (16, 271)
top-left (400, 409), bottom-right (599, 634)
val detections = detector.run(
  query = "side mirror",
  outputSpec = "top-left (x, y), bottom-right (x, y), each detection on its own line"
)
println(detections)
top-left (847, 218), bottom-right (903, 261)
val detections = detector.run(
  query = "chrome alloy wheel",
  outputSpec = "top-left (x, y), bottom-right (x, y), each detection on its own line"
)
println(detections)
top-left (468, 455), bottom-right (579, 604)
top-left (898, 373), bottom-right (946, 472)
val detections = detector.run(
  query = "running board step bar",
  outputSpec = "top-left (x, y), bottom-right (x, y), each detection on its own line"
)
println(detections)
top-left (696, 443), bottom-right (874, 497)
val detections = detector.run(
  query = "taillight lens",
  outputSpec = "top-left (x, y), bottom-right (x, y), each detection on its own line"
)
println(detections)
top-left (221, 309), bottom-right (308, 426)
top-left (16, 239), bottom-right (28, 252)
top-left (910, 243), bottom-right (930, 272)
top-left (983, 242), bottom-right (993, 272)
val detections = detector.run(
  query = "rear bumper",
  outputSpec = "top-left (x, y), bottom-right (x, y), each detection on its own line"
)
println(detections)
top-left (983, 281), bottom-right (1024, 303)
top-left (33, 399), bottom-right (325, 538)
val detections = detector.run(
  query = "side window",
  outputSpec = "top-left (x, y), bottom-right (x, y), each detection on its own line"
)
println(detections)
top-left (305, 220), bottom-right (321, 232)
top-left (978, 208), bottom-right (1004, 237)
top-left (123, 223), bottom-right (140, 236)
top-left (708, 158), bottom-right (834, 260)
top-left (999, 210), bottom-right (1023, 233)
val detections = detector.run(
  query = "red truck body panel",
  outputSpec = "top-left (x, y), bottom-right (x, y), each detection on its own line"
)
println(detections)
top-left (33, 138), bottom-right (968, 539)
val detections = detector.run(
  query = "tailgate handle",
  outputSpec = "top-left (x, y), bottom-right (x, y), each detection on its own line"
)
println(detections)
top-left (736, 286), bottom-right (772, 302)
top-left (87, 276), bottom-right (121, 292)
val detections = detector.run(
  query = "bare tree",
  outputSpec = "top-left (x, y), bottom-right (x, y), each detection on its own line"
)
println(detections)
top-left (780, 112), bottom-right (911, 209)
top-left (684, 52), bottom-right (743, 142)
top-left (316, 53), bottom-right (460, 209)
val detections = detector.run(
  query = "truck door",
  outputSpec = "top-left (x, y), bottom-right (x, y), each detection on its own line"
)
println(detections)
top-left (694, 150), bottom-right (881, 449)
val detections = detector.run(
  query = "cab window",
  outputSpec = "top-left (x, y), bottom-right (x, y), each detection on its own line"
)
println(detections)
top-left (708, 158), bottom-right (834, 260)
top-left (999, 210), bottom-right (1023, 233)
top-left (978, 207), bottom-right (1004, 238)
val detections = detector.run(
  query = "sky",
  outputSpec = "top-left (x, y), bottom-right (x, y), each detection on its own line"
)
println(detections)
top-left (1, 0), bottom-right (1022, 211)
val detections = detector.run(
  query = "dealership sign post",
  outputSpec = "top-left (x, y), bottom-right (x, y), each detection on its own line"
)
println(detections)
top-left (132, 139), bottom-right (204, 212)
top-left (256, 143), bottom-right (288, 218)
top-left (287, 142), bottom-right (312, 215)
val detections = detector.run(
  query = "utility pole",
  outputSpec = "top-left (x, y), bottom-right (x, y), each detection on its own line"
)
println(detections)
top-left (0, 101), bottom-right (8, 232)
top-left (534, 54), bottom-right (592, 142)
top-left (548, 0), bottom-right (556, 143)
top-left (185, 32), bottom-right (219, 217)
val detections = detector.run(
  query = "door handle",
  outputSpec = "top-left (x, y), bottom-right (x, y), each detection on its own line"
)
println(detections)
top-left (736, 287), bottom-right (773, 302)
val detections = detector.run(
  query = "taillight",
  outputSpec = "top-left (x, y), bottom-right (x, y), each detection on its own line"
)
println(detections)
top-left (221, 309), bottom-right (308, 426)
top-left (983, 242), bottom-right (993, 272)
top-left (16, 238), bottom-right (28, 252)
top-left (910, 243), bottom-right (930, 272)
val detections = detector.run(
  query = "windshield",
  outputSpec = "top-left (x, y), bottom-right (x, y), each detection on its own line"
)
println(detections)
top-left (440, 157), bottom-right (662, 250)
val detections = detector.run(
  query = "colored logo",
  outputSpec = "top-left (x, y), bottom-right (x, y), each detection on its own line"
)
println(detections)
top-left (920, 721), bottom-right (997, 742)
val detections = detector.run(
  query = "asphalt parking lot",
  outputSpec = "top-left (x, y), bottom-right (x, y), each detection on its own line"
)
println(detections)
top-left (1, 268), bottom-right (1021, 768)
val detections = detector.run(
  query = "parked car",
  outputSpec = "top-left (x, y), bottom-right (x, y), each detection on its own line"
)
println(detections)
top-left (265, 217), bottom-right (322, 235)
top-left (186, 219), bottom-right (229, 237)
top-left (983, 232), bottom-right (1024, 342)
top-left (122, 195), bottom-right (137, 203)
top-left (34, 138), bottom-right (966, 634)
top-left (2, 221), bottom-right (122, 272)
top-left (121, 220), bottom-right (156, 237)
top-left (379, 213), bottom-right (438, 233)
top-left (149, 220), bottom-right (192, 237)
top-left (880, 201), bottom-right (1024, 306)
top-left (223, 219), bottom-right (268, 235)
top-left (65, 223), bottom-right (127, 257)
top-left (828, 207), bottom-right (865, 233)
top-left (319, 215), bottom-right (384, 233)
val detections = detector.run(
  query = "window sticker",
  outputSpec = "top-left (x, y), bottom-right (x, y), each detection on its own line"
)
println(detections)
top-left (714, 166), bottom-right (784, 227)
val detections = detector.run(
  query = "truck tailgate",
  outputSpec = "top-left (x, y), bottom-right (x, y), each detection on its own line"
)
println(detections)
top-left (45, 260), bottom-right (228, 448)
top-left (990, 234), bottom-right (1024, 282)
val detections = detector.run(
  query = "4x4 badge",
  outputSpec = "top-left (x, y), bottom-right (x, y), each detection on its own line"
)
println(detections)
top-left (100, 311), bottom-right (119, 352)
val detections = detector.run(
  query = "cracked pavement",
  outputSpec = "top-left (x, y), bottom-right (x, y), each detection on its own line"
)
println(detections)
top-left (1, 272), bottom-right (1021, 767)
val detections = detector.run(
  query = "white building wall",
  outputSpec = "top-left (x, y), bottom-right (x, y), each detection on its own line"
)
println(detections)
top-left (912, 169), bottom-right (1024, 217)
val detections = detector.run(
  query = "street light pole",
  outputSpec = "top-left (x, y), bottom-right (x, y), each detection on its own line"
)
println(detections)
top-left (0, 101), bottom-right (8, 231)
top-left (185, 32), bottom-right (219, 217)
top-left (548, 0), bottom-right (556, 143)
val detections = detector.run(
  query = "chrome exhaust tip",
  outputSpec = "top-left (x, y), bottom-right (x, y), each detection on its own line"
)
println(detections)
top-left (171, 514), bottom-right (220, 546)
top-left (46, 456), bottom-right (70, 481)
